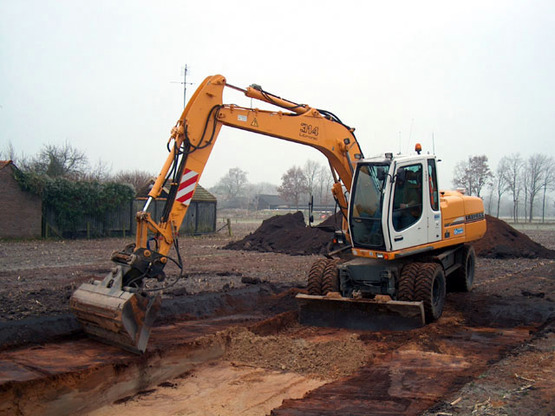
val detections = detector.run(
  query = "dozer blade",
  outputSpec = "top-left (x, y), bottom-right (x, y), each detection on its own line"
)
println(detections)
top-left (70, 266), bottom-right (161, 353)
top-left (296, 293), bottom-right (425, 331)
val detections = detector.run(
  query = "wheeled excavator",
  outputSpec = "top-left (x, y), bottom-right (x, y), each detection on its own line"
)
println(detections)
top-left (70, 74), bottom-right (486, 353)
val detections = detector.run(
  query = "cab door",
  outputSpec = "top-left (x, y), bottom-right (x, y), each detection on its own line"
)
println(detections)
top-left (426, 158), bottom-right (442, 243)
top-left (387, 161), bottom-right (428, 251)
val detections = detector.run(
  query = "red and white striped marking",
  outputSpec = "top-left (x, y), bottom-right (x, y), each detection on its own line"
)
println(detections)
top-left (176, 168), bottom-right (199, 206)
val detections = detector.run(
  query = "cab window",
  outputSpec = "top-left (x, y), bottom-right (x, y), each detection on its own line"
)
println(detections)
top-left (392, 164), bottom-right (423, 231)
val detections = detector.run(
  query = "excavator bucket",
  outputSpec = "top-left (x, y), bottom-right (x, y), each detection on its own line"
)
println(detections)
top-left (296, 294), bottom-right (425, 331)
top-left (70, 266), bottom-right (161, 353)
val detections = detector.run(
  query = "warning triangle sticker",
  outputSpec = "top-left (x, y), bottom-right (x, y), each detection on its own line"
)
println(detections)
top-left (251, 118), bottom-right (259, 127)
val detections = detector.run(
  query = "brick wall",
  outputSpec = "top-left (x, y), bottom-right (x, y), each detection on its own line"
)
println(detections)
top-left (0, 164), bottom-right (42, 238)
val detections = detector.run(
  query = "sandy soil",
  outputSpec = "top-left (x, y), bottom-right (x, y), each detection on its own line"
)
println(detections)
top-left (88, 362), bottom-right (328, 416)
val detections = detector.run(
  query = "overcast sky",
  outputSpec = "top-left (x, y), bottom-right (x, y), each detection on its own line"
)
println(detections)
top-left (1, 0), bottom-right (554, 190)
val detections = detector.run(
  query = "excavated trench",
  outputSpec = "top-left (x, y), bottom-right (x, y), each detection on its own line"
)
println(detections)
top-left (1, 264), bottom-right (553, 416)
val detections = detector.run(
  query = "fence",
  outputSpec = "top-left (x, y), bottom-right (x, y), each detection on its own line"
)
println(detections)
top-left (43, 199), bottom-right (217, 239)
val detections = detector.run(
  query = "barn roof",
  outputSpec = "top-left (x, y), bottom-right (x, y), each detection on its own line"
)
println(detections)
top-left (136, 178), bottom-right (216, 202)
top-left (0, 160), bottom-right (13, 170)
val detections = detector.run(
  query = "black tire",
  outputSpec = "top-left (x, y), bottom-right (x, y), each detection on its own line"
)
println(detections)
top-left (307, 258), bottom-right (328, 295)
top-left (414, 263), bottom-right (446, 323)
top-left (321, 259), bottom-right (340, 295)
top-left (449, 245), bottom-right (476, 292)
top-left (397, 262), bottom-right (421, 301)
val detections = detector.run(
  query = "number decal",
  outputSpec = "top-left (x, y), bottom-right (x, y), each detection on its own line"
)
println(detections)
top-left (300, 123), bottom-right (319, 139)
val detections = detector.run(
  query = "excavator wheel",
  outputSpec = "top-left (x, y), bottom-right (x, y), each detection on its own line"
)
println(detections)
top-left (298, 257), bottom-right (426, 330)
top-left (397, 262), bottom-right (422, 301)
top-left (414, 263), bottom-right (446, 323)
top-left (321, 259), bottom-right (340, 295)
top-left (448, 245), bottom-right (476, 292)
top-left (307, 258), bottom-right (328, 295)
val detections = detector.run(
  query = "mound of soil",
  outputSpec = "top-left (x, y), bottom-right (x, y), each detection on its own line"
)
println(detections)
top-left (224, 327), bottom-right (367, 379)
top-left (226, 212), bottom-right (555, 260)
top-left (474, 215), bottom-right (555, 259)
top-left (224, 212), bottom-right (337, 256)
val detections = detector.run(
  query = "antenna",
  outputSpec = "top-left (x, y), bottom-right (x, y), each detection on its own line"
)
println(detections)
top-left (171, 64), bottom-right (194, 108)
top-left (408, 118), bottom-right (414, 149)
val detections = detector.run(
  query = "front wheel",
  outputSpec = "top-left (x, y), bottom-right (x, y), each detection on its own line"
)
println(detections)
top-left (307, 259), bottom-right (328, 295)
top-left (414, 263), bottom-right (446, 323)
top-left (321, 259), bottom-right (340, 295)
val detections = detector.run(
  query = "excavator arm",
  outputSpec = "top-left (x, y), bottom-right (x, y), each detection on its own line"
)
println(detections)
top-left (140, 75), bottom-right (362, 258)
top-left (70, 74), bottom-right (364, 352)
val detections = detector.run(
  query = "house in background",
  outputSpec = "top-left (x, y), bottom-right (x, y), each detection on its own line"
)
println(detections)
top-left (255, 194), bottom-right (289, 210)
top-left (0, 161), bottom-right (42, 238)
top-left (135, 179), bottom-right (217, 234)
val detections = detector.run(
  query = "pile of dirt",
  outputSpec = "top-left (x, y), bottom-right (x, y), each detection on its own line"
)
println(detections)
top-left (224, 212), bottom-right (339, 256)
top-left (225, 212), bottom-right (555, 260)
top-left (474, 215), bottom-right (555, 259)
top-left (224, 327), bottom-right (367, 379)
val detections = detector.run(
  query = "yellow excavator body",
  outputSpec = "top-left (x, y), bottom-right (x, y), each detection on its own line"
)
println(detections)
top-left (70, 75), bottom-right (485, 352)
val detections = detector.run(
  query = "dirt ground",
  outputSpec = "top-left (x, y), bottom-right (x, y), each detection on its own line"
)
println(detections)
top-left (0, 221), bottom-right (553, 415)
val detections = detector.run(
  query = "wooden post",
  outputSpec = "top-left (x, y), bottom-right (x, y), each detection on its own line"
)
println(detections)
top-left (227, 218), bottom-right (232, 237)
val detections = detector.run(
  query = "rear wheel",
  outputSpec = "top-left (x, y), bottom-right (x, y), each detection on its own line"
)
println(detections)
top-left (414, 263), bottom-right (446, 323)
top-left (449, 245), bottom-right (476, 292)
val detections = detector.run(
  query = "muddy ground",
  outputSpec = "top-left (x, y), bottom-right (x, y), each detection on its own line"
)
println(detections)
top-left (0, 221), bottom-right (553, 415)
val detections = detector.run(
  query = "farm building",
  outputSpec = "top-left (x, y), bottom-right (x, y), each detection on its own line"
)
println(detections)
top-left (135, 180), bottom-right (217, 235)
top-left (0, 161), bottom-right (42, 238)
top-left (255, 194), bottom-right (289, 210)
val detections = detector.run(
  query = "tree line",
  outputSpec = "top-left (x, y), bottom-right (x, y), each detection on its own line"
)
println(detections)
top-left (453, 153), bottom-right (555, 222)
top-left (2, 142), bottom-right (153, 234)
top-left (2, 141), bottom-right (153, 191)
top-left (6, 142), bottom-right (552, 221)
top-left (209, 160), bottom-right (334, 210)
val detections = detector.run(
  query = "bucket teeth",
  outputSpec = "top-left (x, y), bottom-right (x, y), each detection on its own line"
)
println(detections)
top-left (70, 266), bottom-right (161, 353)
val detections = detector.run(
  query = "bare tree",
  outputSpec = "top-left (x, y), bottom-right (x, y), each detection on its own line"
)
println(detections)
top-left (541, 158), bottom-right (555, 222)
top-left (452, 155), bottom-right (493, 197)
top-left (525, 153), bottom-right (550, 223)
top-left (212, 167), bottom-right (249, 201)
top-left (303, 160), bottom-right (321, 200)
top-left (83, 158), bottom-right (113, 183)
top-left (500, 154), bottom-right (523, 222)
top-left (0, 141), bottom-right (17, 161)
top-left (23, 142), bottom-right (89, 179)
top-left (278, 166), bottom-right (308, 210)
top-left (303, 160), bottom-right (334, 205)
top-left (317, 164), bottom-right (334, 205)
top-left (113, 169), bottom-right (153, 192)
top-left (493, 158), bottom-right (510, 218)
